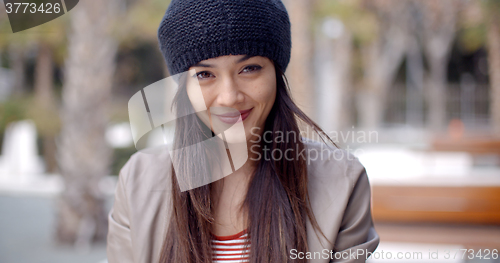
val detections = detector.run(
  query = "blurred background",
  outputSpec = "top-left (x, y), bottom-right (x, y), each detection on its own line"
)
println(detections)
top-left (0, 0), bottom-right (499, 262)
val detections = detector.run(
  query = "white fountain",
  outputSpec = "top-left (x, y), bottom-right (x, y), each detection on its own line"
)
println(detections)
top-left (0, 120), bottom-right (51, 194)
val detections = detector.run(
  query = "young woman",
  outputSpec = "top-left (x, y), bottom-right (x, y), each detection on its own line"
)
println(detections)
top-left (107, 0), bottom-right (379, 263)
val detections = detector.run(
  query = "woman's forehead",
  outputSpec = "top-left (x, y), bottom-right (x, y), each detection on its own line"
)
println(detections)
top-left (192, 55), bottom-right (270, 67)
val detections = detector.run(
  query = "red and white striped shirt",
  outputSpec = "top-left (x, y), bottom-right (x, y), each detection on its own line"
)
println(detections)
top-left (211, 229), bottom-right (250, 262)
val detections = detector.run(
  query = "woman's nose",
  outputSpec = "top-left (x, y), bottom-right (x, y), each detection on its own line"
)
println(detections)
top-left (216, 77), bottom-right (244, 106)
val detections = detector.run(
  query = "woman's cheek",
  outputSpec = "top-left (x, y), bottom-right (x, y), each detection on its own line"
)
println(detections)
top-left (253, 80), bottom-right (276, 104)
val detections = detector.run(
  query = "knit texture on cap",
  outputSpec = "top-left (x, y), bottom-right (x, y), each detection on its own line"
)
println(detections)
top-left (157, 0), bottom-right (291, 75)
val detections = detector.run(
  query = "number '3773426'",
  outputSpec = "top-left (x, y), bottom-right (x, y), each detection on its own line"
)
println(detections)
top-left (3, 0), bottom-right (79, 33)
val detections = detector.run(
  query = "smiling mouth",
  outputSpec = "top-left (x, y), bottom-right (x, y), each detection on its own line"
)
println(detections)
top-left (213, 108), bottom-right (253, 124)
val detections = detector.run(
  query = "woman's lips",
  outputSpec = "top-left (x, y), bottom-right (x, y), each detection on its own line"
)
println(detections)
top-left (214, 108), bottom-right (252, 124)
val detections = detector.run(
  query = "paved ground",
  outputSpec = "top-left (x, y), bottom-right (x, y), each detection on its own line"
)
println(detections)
top-left (0, 194), bottom-right (110, 263)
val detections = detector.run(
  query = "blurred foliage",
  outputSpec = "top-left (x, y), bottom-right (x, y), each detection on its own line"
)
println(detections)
top-left (483, 0), bottom-right (500, 14)
top-left (457, 0), bottom-right (486, 53)
top-left (109, 98), bottom-right (131, 123)
top-left (0, 96), bottom-right (60, 136)
top-left (113, 0), bottom-right (171, 47)
top-left (0, 97), bottom-right (27, 133)
top-left (25, 100), bottom-right (60, 137)
top-left (0, 97), bottom-right (27, 153)
top-left (313, 0), bottom-right (378, 45)
top-left (458, 25), bottom-right (487, 53)
top-left (457, 0), bottom-right (500, 53)
top-left (0, 8), bottom-right (69, 65)
top-left (110, 146), bottom-right (137, 176)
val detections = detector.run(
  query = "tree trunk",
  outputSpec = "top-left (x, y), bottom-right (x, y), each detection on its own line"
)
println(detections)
top-left (315, 18), bottom-right (353, 133)
top-left (358, 31), bottom-right (407, 130)
top-left (426, 56), bottom-right (448, 132)
top-left (487, 10), bottom-right (500, 136)
top-left (56, 0), bottom-right (119, 248)
top-left (34, 42), bottom-right (55, 107)
top-left (285, 0), bottom-right (316, 121)
top-left (358, 0), bottom-right (409, 130)
top-left (420, 0), bottom-right (457, 133)
top-left (405, 35), bottom-right (425, 128)
top-left (34, 42), bottom-right (58, 173)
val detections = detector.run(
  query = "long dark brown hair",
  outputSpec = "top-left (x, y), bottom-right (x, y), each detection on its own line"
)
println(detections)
top-left (159, 61), bottom-right (334, 263)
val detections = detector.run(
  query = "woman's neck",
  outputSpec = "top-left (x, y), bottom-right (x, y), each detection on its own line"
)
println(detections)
top-left (211, 155), bottom-right (256, 203)
top-left (210, 155), bottom-right (256, 236)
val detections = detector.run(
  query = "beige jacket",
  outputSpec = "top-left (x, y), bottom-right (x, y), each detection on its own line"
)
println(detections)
top-left (107, 139), bottom-right (380, 263)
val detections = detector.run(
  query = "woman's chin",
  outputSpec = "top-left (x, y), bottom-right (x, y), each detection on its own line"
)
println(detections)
top-left (216, 131), bottom-right (248, 145)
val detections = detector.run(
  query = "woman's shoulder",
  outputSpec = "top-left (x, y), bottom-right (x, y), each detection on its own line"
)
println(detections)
top-left (301, 138), bottom-right (379, 256)
top-left (109, 146), bottom-right (172, 263)
top-left (301, 137), bottom-right (366, 181)
top-left (118, 146), bottom-right (173, 192)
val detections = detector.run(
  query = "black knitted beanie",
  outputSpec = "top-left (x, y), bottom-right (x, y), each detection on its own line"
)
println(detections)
top-left (157, 0), bottom-right (291, 76)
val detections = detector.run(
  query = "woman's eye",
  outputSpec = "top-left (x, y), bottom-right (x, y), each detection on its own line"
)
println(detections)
top-left (194, 71), bottom-right (214, 79)
top-left (241, 65), bottom-right (262, 73)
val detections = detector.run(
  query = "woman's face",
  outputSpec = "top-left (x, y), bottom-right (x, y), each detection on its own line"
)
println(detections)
top-left (185, 55), bottom-right (277, 143)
